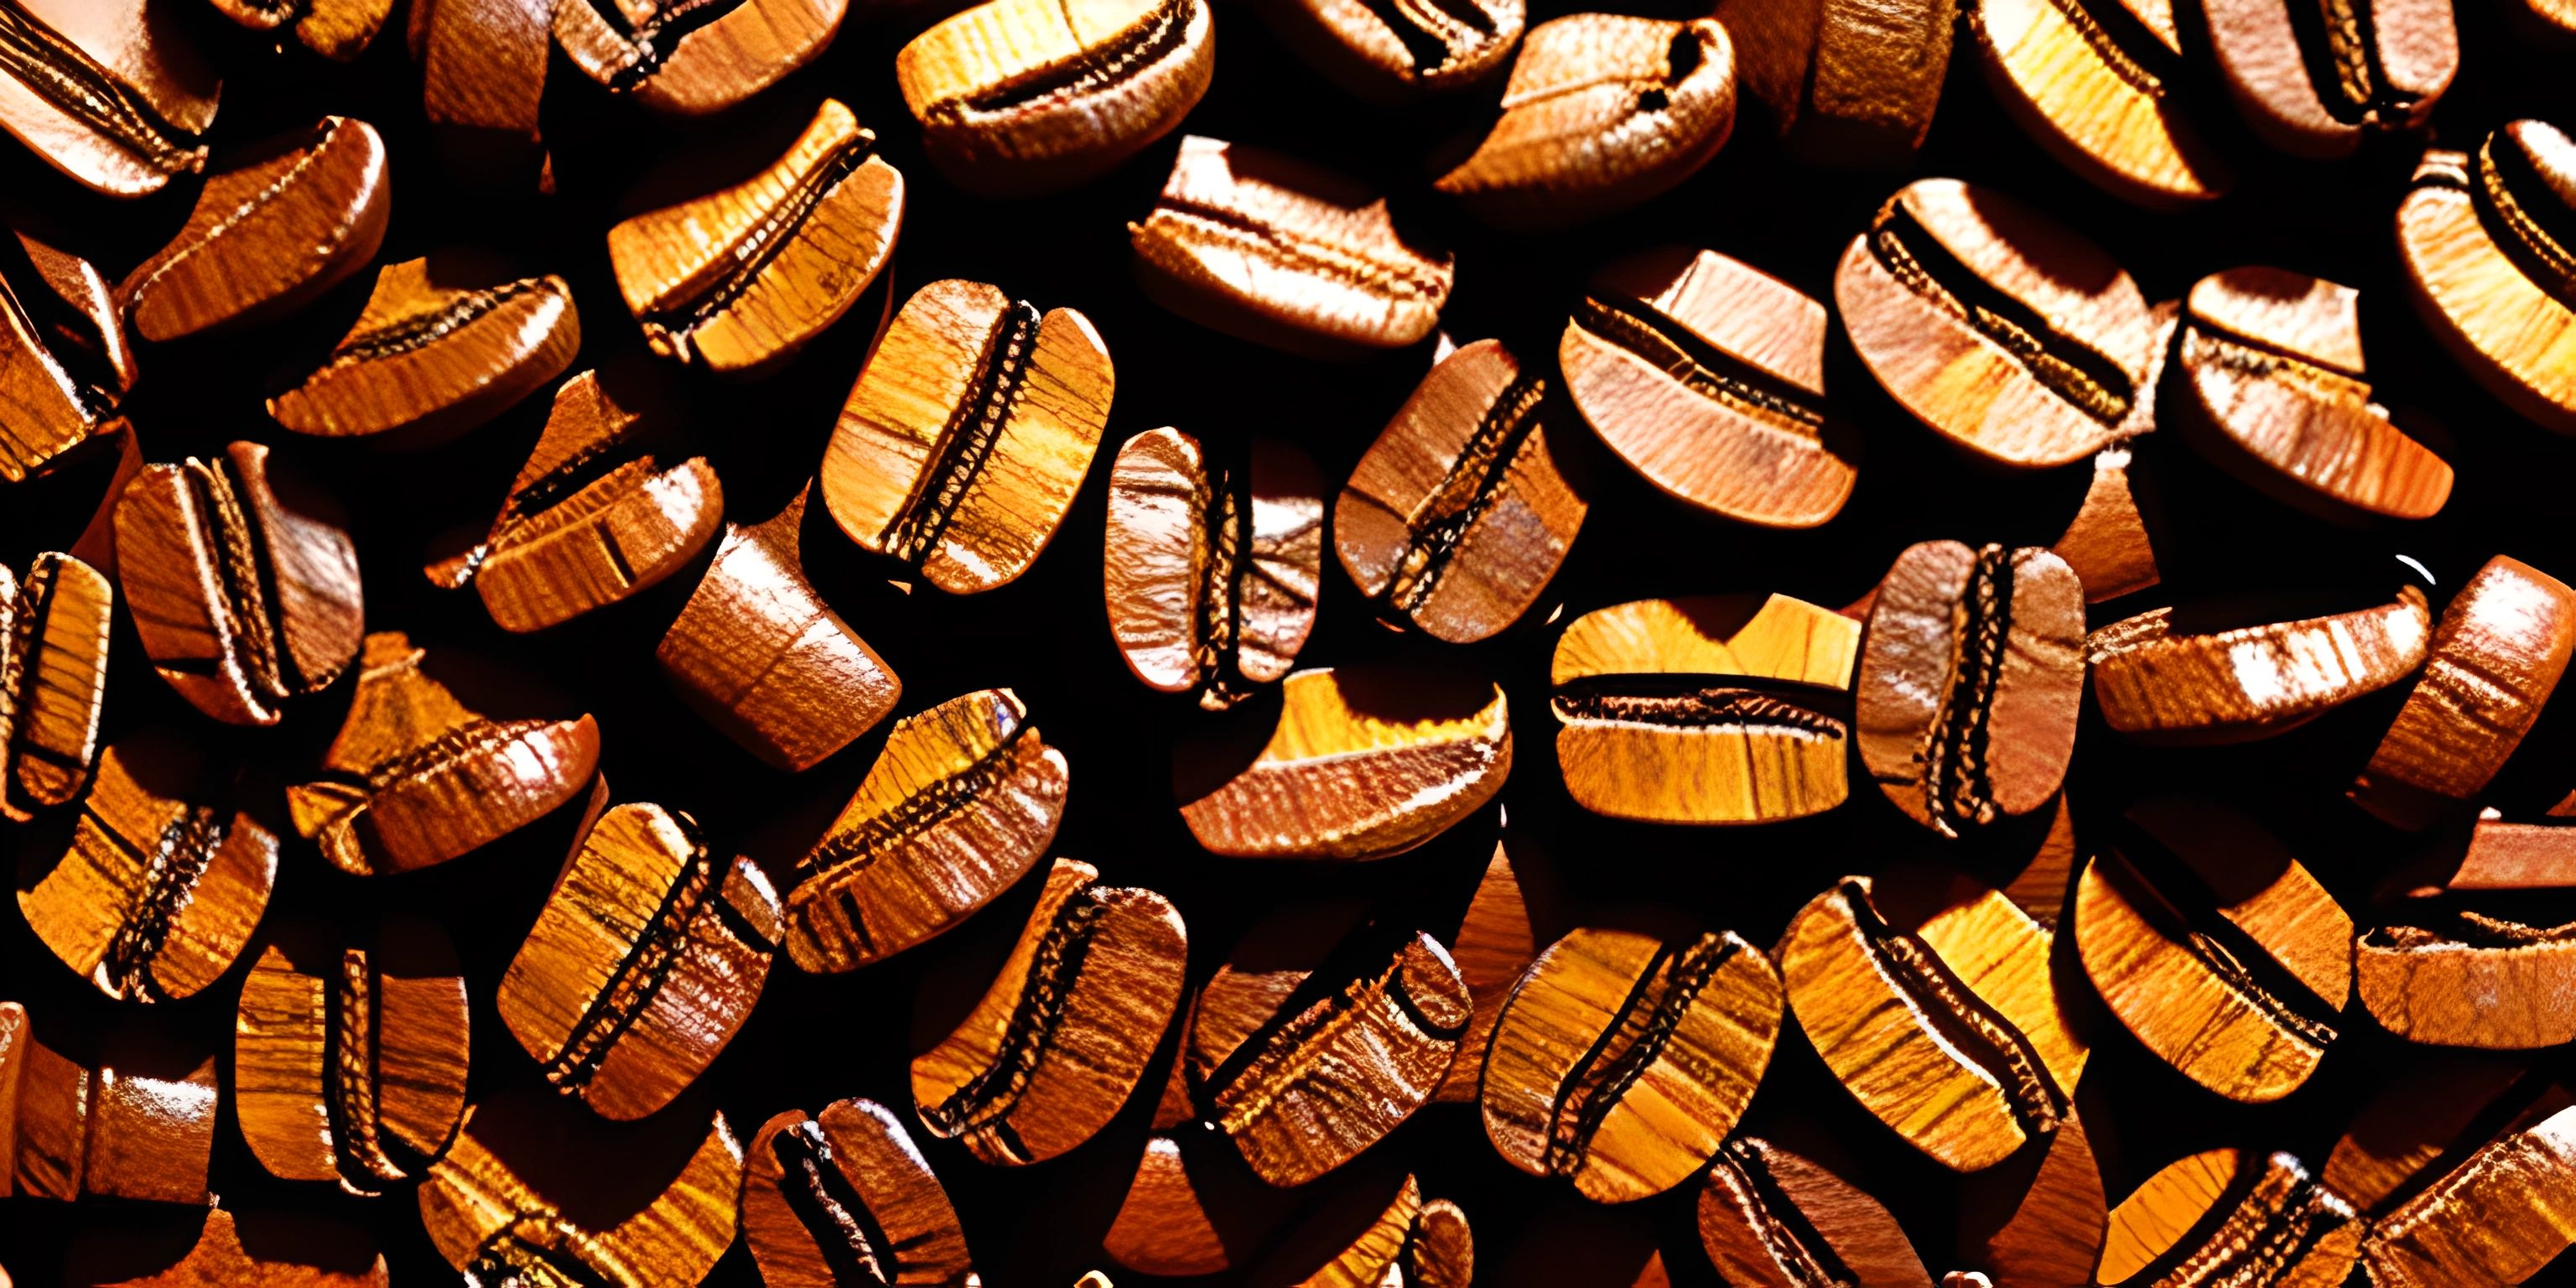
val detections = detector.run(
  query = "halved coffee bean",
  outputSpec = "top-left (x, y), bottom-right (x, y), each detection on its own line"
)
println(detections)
top-left (556, 0), bottom-right (846, 115)
top-left (1779, 875), bottom-right (2085, 1172)
top-left (64, 1207), bottom-right (390, 1286)
top-left (1857, 542), bottom-right (2085, 838)
top-left (1551, 594), bottom-right (1858, 824)
top-left (2322, 1052), bottom-right (2551, 1213)
top-left (2205, 0), bottom-right (2453, 156)
top-left (2049, 444), bottom-right (2163, 603)
top-left (2350, 555), bottom-right (2576, 828)
top-left (1716, 0), bottom-right (1953, 167)
top-left (208, 0), bottom-right (392, 60)
top-left (1, 230), bottom-right (134, 480)
top-left (288, 631), bottom-right (603, 876)
top-left (2356, 908), bottom-right (2576, 1048)
top-left (822, 278), bottom-right (1111, 594)
top-left (740, 1098), bottom-right (979, 1288)
top-left (1561, 248), bottom-right (1853, 527)
top-left (2088, 584), bottom-right (2432, 742)
top-left (0, 552), bottom-right (110, 823)
top-left (1697, 1138), bottom-right (1934, 1288)
top-left (0, 0), bottom-right (216, 197)
top-left (408, 0), bottom-right (548, 144)
top-left (1105, 428), bottom-right (1323, 709)
top-left (1130, 137), bottom-right (1454, 356)
top-left (1, 1004), bottom-right (218, 1203)
top-left (1176, 665), bottom-right (1509, 860)
top-left (2175, 267), bottom-right (2453, 522)
top-left (660, 489), bottom-right (900, 771)
top-left (2361, 1098), bottom-right (2576, 1285)
top-left (913, 858), bottom-right (1187, 1165)
top-left (1968, 0), bottom-right (2231, 205)
top-left (896, 0), bottom-right (1213, 195)
top-left (782, 688), bottom-right (1067, 974)
top-left (610, 99), bottom-right (901, 374)
top-left (116, 117), bottom-right (389, 341)
top-left (2094, 1150), bottom-right (2358, 1288)
top-left (425, 370), bottom-right (723, 632)
top-left (1836, 179), bottom-right (2163, 468)
top-left (2075, 797), bottom-right (2349, 1102)
top-left (234, 917), bottom-right (470, 1194)
top-left (417, 1088), bottom-right (741, 1288)
top-left (1482, 926), bottom-right (1781, 1202)
top-left (501, 801), bottom-right (781, 1121)
top-left (1337, 339), bottom-right (1585, 644)
top-left (269, 257), bottom-right (579, 443)
top-left (1434, 840), bottom-right (1540, 1104)
top-left (2397, 123), bottom-right (2576, 431)
top-left (1249, 0), bottom-right (1518, 100)
top-left (16, 730), bottom-right (278, 1005)
top-left (1431, 15), bottom-right (1735, 229)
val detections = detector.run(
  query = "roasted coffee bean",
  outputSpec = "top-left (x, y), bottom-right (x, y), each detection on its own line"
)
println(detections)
top-left (234, 917), bottom-right (470, 1195)
top-left (425, 371), bottom-right (722, 632)
top-left (1434, 840), bottom-right (1540, 1104)
top-left (2075, 797), bottom-right (2350, 1102)
top-left (2087, 584), bottom-right (2432, 741)
top-left (16, 730), bottom-right (278, 1005)
top-left (1337, 339), bottom-right (1585, 644)
top-left (2350, 555), bottom-right (2576, 828)
top-left (1561, 247), bottom-right (1852, 527)
top-left (1836, 179), bottom-right (2163, 468)
top-left (913, 858), bottom-right (1187, 1165)
top-left (556, 0), bottom-right (845, 116)
top-left (609, 99), bottom-right (901, 374)
top-left (1432, 15), bottom-right (1735, 229)
top-left (823, 278), bottom-right (1110, 594)
top-left (2355, 907), bottom-right (2576, 1048)
top-left (501, 801), bottom-right (781, 1121)
top-left (2204, 0), bottom-right (2452, 157)
top-left (288, 631), bottom-right (603, 876)
top-left (1780, 875), bottom-right (2085, 1172)
top-left (1249, 0), bottom-right (1518, 100)
top-left (2050, 444), bottom-right (2163, 603)
top-left (781, 688), bottom-right (1067, 973)
top-left (740, 1098), bottom-right (979, 1288)
top-left (2175, 267), bottom-right (2453, 522)
top-left (658, 489), bottom-right (900, 772)
top-left (207, 0), bottom-right (392, 60)
top-left (1716, 0), bottom-right (1954, 167)
top-left (270, 257), bottom-right (579, 443)
top-left (0, 0), bottom-right (216, 197)
top-left (2320, 1053), bottom-right (2552, 1213)
top-left (0, 1002), bottom-right (218, 1203)
top-left (1857, 542), bottom-right (2085, 838)
top-left (116, 117), bottom-right (389, 341)
top-left (1551, 594), bottom-right (1857, 824)
top-left (1964, 1111), bottom-right (2110, 1288)
top-left (1176, 665), bottom-right (1509, 860)
top-left (1482, 926), bottom-right (1781, 1202)
top-left (2415, 808), bottom-right (2576, 892)
top-left (1104, 428), bottom-right (1323, 709)
top-left (1404, 1197), bottom-right (1472, 1287)
top-left (1103, 1120), bottom-right (1278, 1276)
top-left (2094, 1149), bottom-right (2358, 1288)
top-left (1967, 0), bottom-right (2231, 205)
top-left (1696, 1137), bottom-right (1935, 1288)
top-left (1246, 1170), bottom-right (1422, 1285)
top-left (2397, 122), bottom-right (2576, 431)
top-left (2361, 1100), bottom-right (2576, 1285)
top-left (408, 0), bottom-right (548, 144)
top-left (1, 229), bottom-right (134, 480)
top-left (64, 1207), bottom-right (390, 1286)
top-left (896, 0), bottom-right (1213, 195)
top-left (0, 551), bottom-right (109, 822)
top-left (1130, 136), bottom-right (1454, 356)
top-left (417, 1088), bottom-right (742, 1288)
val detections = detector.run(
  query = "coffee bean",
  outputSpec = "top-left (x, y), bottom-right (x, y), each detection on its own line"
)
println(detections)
top-left (1717, 0), bottom-right (1955, 168)
top-left (2359, 1098), bottom-right (2576, 1285)
top-left (2356, 908), bottom-right (2576, 1049)
top-left (2397, 122), bottom-right (2576, 431)
top-left (207, 0), bottom-right (392, 60)
top-left (1249, 0), bottom-right (1519, 100)
top-left (408, 0), bottom-right (548, 144)
top-left (1102, 1124), bottom-right (1276, 1276)
top-left (0, 0), bottom-right (215, 197)
top-left (2095, 1150), bottom-right (2357, 1288)
top-left (2049, 445), bottom-right (2164, 603)
top-left (1432, 840), bottom-right (1539, 1104)
top-left (740, 1099), bottom-right (979, 1288)
top-left (2087, 584), bottom-right (2432, 742)
top-left (1248, 1170), bottom-right (1424, 1285)
top-left (2205, 0), bottom-right (2454, 157)
top-left (1105, 428), bottom-right (1323, 709)
top-left (0, 230), bottom-right (134, 481)
top-left (65, 1207), bottom-right (391, 1286)
top-left (2426, 809), bottom-right (2576, 892)
top-left (0, 552), bottom-right (109, 823)
top-left (270, 257), bottom-right (579, 444)
top-left (1696, 1138), bottom-right (1935, 1288)
top-left (1968, 0), bottom-right (2233, 205)
top-left (1966, 1113), bottom-right (2110, 1288)
top-left (0, 1003), bottom-right (218, 1203)
top-left (1405, 1197), bottom-right (1472, 1288)
top-left (556, 0), bottom-right (846, 116)
top-left (2321, 1054), bottom-right (2547, 1213)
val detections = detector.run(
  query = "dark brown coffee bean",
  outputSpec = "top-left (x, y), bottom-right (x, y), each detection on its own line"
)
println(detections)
top-left (408, 0), bottom-right (548, 146)
top-left (0, 229), bottom-right (134, 480)
top-left (269, 257), bottom-right (579, 443)
top-left (740, 1099), bottom-right (979, 1288)
top-left (0, 0), bottom-right (216, 197)
top-left (1697, 1138), bottom-right (1934, 1288)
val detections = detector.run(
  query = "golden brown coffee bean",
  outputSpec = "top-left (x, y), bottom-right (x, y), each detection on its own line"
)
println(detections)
top-left (2087, 584), bottom-right (2432, 742)
top-left (2321, 1053), bottom-right (2548, 1213)
top-left (2049, 444), bottom-right (2163, 603)
top-left (1697, 1138), bottom-right (1934, 1288)
top-left (1779, 875), bottom-right (2085, 1172)
top-left (1561, 247), bottom-right (1853, 527)
top-left (16, 730), bottom-right (278, 1005)
top-left (1857, 542), bottom-right (2085, 838)
top-left (408, 0), bottom-right (548, 145)
top-left (740, 1098), bottom-right (979, 1288)
top-left (1434, 840), bottom-right (1539, 1104)
top-left (234, 917), bottom-right (470, 1194)
top-left (1968, 0), bottom-right (2231, 205)
top-left (2095, 1150), bottom-right (2357, 1288)
top-left (116, 117), bottom-right (389, 341)
top-left (913, 858), bottom-right (1187, 1165)
top-left (782, 688), bottom-right (1067, 973)
top-left (269, 257), bottom-right (579, 443)
top-left (1963, 1111), bottom-right (2109, 1288)
top-left (1249, 0), bottom-right (1518, 100)
top-left (609, 99), bottom-right (902, 374)
top-left (1431, 15), bottom-right (1734, 228)
top-left (1836, 179), bottom-right (2163, 468)
top-left (2397, 123), bottom-right (2576, 431)
top-left (63, 1207), bottom-right (390, 1287)
top-left (1551, 594), bottom-right (1857, 824)
top-left (2361, 1099), bottom-right (2576, 1285)
top-left (0, 552), bottom-right (109, 823)
top-left (2174, 267), bottom-right (2453, 522)
top-left (1405, 1197), bottom-right (1472, 1287)
top-left (2350, 555), bottom-right (2576, 828)
top-left (501, 801), bottom-right (781, 1121)
top-left (288, 631), bottom-right (604, 876)
top-left (0, 0), bottom-right (216, 197)
top-left (823, 278), bottom-right (1110, 594)
top-left (2356, 908), bottom-right (2576, 1049)
top-left (417, 1088), bottom-right (741, 1288)
top-left (1716, 0), bottom-right (1953, 167)
top-left (896, 0), bottom-right (1213, 195)
top-left (1482, 926), bottom-right (1781, 1202)
top-left (1, 230), bottom-right (134, 480)
top-left (1176, 665), bottom-right (1509, 860)
top-left (1130, 136), bottom-right (1454, 356)
top-left (0, 1003), bottom-right (218, 1203)
top-left (1104, 428), bottom-right (1322, 709)
top-left (556, 0), bottom-right (846, 115)
top-left (2203, 0), bottom-right (2452, 157)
